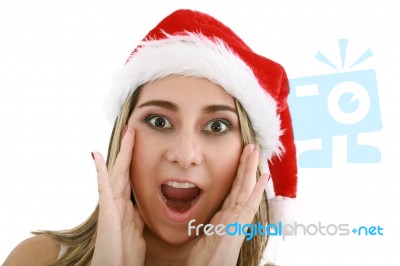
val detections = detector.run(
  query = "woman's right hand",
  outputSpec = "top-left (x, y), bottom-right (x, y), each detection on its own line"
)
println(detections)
top-left (91, 126), bottom-right (146, 266)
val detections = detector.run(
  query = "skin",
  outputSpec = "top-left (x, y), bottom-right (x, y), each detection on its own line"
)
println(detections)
top-left (3, 235), bottom-right (60, 265)
top-left (4, 75), bottom-right (269, 265)
top-left (130, 77), bottom-right (242, 233)
top-left (128, 76), bottom-right (244, 262)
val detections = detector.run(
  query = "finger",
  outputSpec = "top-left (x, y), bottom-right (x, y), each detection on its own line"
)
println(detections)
top-left (110, 126), bottom-right (135, 197)
top-left (233, 150), bottom-right (259, 208)
top-left (237, 173), bottom-right (268, 223)
top-left (133, 205), bottom-right (145, 233)
top-left (225, 144), bottom-right (254, 208)
top-left (92, 152), bottom-right (113, 208)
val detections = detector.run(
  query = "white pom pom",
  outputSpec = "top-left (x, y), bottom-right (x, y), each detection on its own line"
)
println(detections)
top-left (269, 196), bottom-right (307, 225)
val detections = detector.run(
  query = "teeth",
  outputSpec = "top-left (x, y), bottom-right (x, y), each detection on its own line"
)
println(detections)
top-left (165, 181), bottom-right (196, 189)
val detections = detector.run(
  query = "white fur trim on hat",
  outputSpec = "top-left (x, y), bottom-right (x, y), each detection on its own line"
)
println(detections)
top-left (269, 196), bottom-right (304, 224)
top-left (104, 33), bottom-right (283, 161)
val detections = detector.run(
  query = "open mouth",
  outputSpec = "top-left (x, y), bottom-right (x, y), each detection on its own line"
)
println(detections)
top-left (161, 181), bottom-right (202, 213)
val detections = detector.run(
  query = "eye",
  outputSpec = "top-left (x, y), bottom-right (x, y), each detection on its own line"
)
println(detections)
top-left (146, 115), bottom-right (173, 129)
top-left (203, 119), bottom-right (231, 134)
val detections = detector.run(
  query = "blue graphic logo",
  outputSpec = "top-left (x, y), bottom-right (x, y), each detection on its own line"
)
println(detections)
top-left (288, 40), bottom-right (382, 168)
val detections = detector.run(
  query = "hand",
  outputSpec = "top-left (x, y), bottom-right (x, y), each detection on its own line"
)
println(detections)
top-left (91, 126), bottom-right (146, 266)
top-left (187, 144), bottom-right (268, 266)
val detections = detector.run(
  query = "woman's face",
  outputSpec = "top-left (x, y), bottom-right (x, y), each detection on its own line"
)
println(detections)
top-left (128, 75), bottom-right (242, 244)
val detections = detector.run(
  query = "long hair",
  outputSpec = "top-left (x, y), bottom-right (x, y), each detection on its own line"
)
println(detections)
top-left (35, 83), bottom-right (270, 266)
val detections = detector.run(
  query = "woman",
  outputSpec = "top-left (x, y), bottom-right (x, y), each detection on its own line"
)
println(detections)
top-left (4, 9), bottom-right (297, 266)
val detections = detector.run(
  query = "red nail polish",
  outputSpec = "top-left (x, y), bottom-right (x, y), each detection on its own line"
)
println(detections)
top-left (91, 152), bottom-right (95, 160)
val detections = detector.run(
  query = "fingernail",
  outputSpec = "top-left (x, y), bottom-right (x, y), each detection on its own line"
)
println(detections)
top-left (91, 152), bottom-right (95, 160)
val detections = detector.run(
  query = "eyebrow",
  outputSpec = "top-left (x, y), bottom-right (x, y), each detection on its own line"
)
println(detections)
top-left (202, 104), bottom-right (237, 114)
top-left (137, 100), bottom-right (237, 114)
top-left (137, 100), bottom-right (178, 111)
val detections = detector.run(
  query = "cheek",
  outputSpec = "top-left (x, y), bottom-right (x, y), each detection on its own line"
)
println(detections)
top-left (206, 137), bottom-right (242, 200)
top-left (214, 133), bottom-right (242, 172)
top-left (129, 131), bottom-right (159, 201)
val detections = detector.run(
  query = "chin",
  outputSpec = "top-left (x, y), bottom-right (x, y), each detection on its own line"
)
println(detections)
top-left (147, 224), bottom-right (199, 245)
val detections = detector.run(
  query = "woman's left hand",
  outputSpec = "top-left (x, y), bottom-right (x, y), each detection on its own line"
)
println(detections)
top-left (187, 144), bottom-right (269, 266)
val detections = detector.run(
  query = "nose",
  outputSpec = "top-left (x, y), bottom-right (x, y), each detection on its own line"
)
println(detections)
top-left (165, 131), bottom-right (203, 169)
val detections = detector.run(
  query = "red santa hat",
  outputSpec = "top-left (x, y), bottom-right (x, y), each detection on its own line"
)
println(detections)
top-left (104, 9), bottom-right (298, 222)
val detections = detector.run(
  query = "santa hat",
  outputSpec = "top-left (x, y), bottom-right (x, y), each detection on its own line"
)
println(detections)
top-left (104, 9), bottom-right (298, 222)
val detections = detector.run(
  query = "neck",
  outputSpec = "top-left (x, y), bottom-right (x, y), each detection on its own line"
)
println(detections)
top-left (144, 226), bottom-right (199, 266)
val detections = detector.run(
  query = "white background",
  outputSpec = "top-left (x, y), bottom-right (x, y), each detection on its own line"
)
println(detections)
top-left (1, 0), bottom-right (399, 265)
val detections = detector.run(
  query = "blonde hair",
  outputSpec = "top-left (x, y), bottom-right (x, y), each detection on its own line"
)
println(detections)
top-left (35, 85), bottom-right (270, 266)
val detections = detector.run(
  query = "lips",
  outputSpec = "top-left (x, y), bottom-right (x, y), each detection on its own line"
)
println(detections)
top-left (161, 181), bottom-right (201, 213)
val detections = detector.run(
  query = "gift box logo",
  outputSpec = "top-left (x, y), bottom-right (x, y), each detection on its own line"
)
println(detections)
top-left (288, 40), bottom-right (382, 168)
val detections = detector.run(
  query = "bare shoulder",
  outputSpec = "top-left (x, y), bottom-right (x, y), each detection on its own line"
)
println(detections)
top-left (3, 234), bottom-right (60, 266)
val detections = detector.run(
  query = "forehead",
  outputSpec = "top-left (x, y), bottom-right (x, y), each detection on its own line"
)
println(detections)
top-left (138, 75), bottom-right (236, 107)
